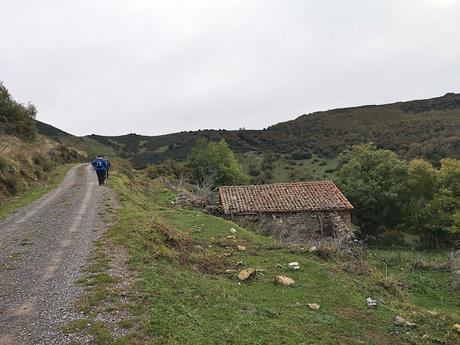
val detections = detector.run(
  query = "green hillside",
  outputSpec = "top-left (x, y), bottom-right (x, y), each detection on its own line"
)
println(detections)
top-left (86, 92), bottom-right (460, 168)
top-left (66, 169), bottom-right (460, 344)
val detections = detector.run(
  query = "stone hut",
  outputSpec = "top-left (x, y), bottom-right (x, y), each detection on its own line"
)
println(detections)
top-left (218, 181), bottom-right (354, 242)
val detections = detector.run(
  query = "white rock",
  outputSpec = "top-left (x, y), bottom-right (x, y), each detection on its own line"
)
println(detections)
top-left (394, 316), bottom-right (416, 327)
top-left (230, 228), bottom-right (237, 233)
top-left (366, 297), bottom-right (378, 308)
top-left (307, 303), bottom-right (320, 311)
top-left (308, 246), bottom-right (317, 253)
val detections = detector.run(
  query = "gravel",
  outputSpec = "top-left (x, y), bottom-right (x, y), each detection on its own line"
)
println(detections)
top-left (0, 164), bottom-right (116, 345)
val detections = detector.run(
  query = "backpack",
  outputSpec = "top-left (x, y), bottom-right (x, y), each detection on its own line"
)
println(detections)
top-left (95, 158), bottom-right (104, 169)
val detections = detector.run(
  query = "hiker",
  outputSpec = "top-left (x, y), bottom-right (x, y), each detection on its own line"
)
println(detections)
top-left (91, 155), bottom-right (108, 185)
top-left (104, 156), bottom-right (111, 180)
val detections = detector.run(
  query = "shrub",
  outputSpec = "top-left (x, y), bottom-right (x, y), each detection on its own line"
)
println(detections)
top-left (5, 175), bottom-right (20, 194)
top-left (0, 157), bottom-right (7, 172)
top-left (290, 150), bottom-right (312, 160)
top-left (319, 161), bottom-right (327, 166)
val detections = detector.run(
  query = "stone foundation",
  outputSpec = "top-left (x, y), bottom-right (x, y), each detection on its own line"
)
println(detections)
top-left (231, 211), bottom-right (352, 243)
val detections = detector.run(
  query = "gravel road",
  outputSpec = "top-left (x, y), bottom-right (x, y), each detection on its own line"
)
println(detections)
top-left (0, 164), bottom-right (115, 345)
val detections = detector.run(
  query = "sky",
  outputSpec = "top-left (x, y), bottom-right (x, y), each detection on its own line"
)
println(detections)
top-left (1, 0), bottom-right (460, 136)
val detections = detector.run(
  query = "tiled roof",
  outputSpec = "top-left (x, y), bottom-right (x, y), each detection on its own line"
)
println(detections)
top-left (219, 181), bottom-right (353, 215)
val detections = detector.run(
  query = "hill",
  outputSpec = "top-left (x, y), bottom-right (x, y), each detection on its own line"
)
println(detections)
top-left (65, 168), bottom-right (460, 344)
top-left (87, 92), bottom-right (460, 169)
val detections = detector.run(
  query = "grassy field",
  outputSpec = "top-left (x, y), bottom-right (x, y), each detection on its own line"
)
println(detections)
top-left (68, 170), bottom-right (460, 344)
top-left (0, 163), bottom-right (72, 221)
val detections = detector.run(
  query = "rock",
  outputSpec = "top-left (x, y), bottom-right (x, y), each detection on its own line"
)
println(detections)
top-left (225, 269), bottom-right (237, 273)
top-left (288, 262), bottom-right (300, 270)
top-left (230, 228), bottom-right (237, 233)
top-left (227, 235), bottom-right (236, 239)
top-left (238, 268), bottom-right (256, 281)
top-left (394, 316), bottom-right (416, 327)
top-left (308, 246), bottom-right (317, 253)
top-left (453, 323), bottom-right (460, 333)
top-left (274, 275), bottom-right (295, 286)
top-left (237, 245), bottom-right (246, 251)
top-left (235, 261), bottom-right (243, 267)
top-left (242, 306), bottom-right (257, 314)
top-left (366, 297), bottom-right (378, 309)
top-left (307, 303), bottom-right (320, 311)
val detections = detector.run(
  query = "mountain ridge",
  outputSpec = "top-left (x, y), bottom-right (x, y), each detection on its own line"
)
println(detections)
top-left (36, 92), bottom-right (460, 168)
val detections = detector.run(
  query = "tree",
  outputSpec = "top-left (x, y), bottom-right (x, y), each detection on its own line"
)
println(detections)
top-left (402, 159), bottom-right (439, 244)
top-left (0, 82), bottom-right (37, 141)
top-left (337, 144), bottom-right (409, 236)
top-left (422, 159), bottom-right (460, 246)
top-left (186, 138), bottom-right (248, 187)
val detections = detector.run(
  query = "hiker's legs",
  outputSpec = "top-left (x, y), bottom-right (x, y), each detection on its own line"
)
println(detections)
top-left (96, 170), bottom-right (105, 185)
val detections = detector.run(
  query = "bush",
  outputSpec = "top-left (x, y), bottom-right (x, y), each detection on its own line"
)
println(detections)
top-left (5, 175), bottom-right (20, 194)
top-left (319, 161), bottom-right (327, 166)
top-left (249, 168), bottom-right (260, 177)
top-left (0, 157), bottom-right (7, 172)
top-left (146, 164), bottom-right (159, 179)
top-left (290, 150), bottom-right (312, 160)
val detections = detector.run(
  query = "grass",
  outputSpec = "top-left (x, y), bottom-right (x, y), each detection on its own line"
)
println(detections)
top-left (0, 163), bottom-right (73, 222)
top-left (82, 170), bottom-right (460, 345)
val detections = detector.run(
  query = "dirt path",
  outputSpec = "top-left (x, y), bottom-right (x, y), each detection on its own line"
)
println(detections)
top-left (0, 164), bottom-right (116, 345)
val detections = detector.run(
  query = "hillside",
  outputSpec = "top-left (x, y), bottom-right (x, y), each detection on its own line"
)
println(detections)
top-left (86, 92), bottom-right (460, 168)
top-left (64, 168), bottom-right (460, 344)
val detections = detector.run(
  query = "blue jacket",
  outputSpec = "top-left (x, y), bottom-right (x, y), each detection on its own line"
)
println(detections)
top-left (91, 158), bottom-right (108, 171)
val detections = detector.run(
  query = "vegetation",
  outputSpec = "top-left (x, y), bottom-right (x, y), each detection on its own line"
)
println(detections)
top-left (69, 168), bottom-right (460, 344)
top-left (186, 138), bottom-right (248, 187)
top-left (0, 82), bottom-right (38, 141)
top-left (86, 93), bottom-right (460, 168)
top-left (337, 144), bottom-right (460, 247)
top-left (0, 164), bottom-right (71, 221)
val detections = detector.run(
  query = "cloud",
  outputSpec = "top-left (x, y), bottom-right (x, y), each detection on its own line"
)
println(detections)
top-left (1, 0), bottom-right (459, 135)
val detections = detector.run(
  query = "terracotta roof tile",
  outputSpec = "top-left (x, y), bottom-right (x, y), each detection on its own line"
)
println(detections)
top-left (219, 181), bottom-right (353, 215)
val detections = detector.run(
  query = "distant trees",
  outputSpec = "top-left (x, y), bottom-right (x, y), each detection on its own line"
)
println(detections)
top-left (186, 138), bottom-right (248, 188)
top-left (337, 144), bottom-right (460, 247)
top-left (0, 82), bottom-right (37, 141)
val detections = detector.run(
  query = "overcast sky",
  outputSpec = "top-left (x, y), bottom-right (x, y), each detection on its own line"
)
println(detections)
top-left (1, 0), bottom-right (459, 136)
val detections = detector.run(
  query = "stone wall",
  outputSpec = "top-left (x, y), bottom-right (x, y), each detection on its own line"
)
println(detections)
top-left (231, 210), bottom-right (352, 243)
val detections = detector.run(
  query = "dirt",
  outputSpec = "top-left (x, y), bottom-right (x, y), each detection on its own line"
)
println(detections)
top-left (0, 164), bottom-right (116, 345)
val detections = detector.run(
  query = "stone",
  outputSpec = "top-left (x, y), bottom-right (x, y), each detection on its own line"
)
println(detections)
top-left (237, 245), bottom-right (246, 251)
top-left (274, 275), bottom-right (295, 286)
top-left (242, 306), bottom-right (257, 314)
top-left (307, 303), bottom-right (320, 311)
top-left (308, 246), bottom-right (317, 253)
top-left (394, 316), bottom-right (416, 327)
top-left (227, 235), bottom-right (236, 239)
top-left (225, 269), bottom-right (237, 273)
top-left (366, 297), bottom-right (378, 309)
top-left (288, 262), bottom-right (300, 270)
top-left (230, 228), bottom-right (237, 233)
top-left (453, 324), bottom-right (460, 333)
top-left (238, 268), bottom-right (256, 281)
